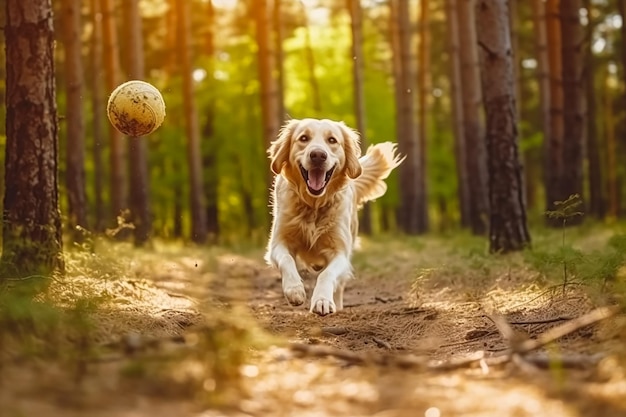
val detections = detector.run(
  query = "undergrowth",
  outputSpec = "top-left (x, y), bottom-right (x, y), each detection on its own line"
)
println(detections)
top-left (0, 232), bottom-right (264, 408)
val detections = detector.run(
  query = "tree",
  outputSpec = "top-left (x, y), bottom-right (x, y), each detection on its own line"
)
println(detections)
top-left (273, 0), bottom-right (287, 122)
top-left (3, 0), bottom-right (64, 277)
top-left (559, 0), bottom-right (585, 221)
top-left (124, 0), bottom-right (151, 245)
top-left (476, 0), bottom-right (531, 253)
top-left (530, 0), bottom-right (550, 204)
top-left (544, 0), bottom-right (563, 217)
top-left (457, 0), bottom-right (488, 235)
top-left (445, 0), bottom-right (470, 227)
top-left (584, 0), bottom-right (604, 218)
top-left (253, 0), bottom-right (280, 195)
top-left (100, 0), bottom-right (127, 223)
top-left (391, 0), bottom-right (426, 234)
top-left (176, 0), bottom-right (207, 243)
top-left (60, 0), bottom-right (88, 239)
top-left (347, 0), bottom-right (372, 234)
top-left (89, 0), bottom-right (106, 231)
top-left (202, 0), bottom-right (219, 242)
top-left (417, 0), bottom-right (430, 232)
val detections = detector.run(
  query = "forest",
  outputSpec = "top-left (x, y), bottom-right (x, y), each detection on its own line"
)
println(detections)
top-left (2, 0), bottom-right (626, 416)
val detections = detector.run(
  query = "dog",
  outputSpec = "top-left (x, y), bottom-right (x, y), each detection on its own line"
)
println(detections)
top-left (265, 118), bottom-right (405, 316)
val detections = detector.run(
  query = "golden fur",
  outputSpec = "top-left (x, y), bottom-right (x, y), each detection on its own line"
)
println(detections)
top-left (265, 118), bottom-right (404, 315)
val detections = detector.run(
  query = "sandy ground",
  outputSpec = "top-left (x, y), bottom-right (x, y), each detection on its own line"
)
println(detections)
top-left (1, 235), bottom-right (626, 417)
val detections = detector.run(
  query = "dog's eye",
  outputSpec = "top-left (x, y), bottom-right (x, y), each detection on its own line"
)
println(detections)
top-left (299, 134), bottom-right (309, 142)
top-left (328, 137), bottom-right (337, 144)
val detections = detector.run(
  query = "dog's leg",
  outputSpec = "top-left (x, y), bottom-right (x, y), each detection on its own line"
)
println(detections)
top-left (269, 242), bottom-right (307, 306)
top-left (310, 254), bottom-right (351, 316)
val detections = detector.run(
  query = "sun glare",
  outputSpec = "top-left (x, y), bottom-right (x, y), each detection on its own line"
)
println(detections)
top-left (208, 0), bottom-right (238, 9)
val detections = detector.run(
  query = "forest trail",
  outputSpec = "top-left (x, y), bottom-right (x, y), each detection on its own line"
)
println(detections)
top-left (2, 235), bottom-right (626, 417)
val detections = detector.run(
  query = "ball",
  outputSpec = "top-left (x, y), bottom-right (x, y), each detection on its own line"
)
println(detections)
top-left (107, 80), bottom-right (166, 137)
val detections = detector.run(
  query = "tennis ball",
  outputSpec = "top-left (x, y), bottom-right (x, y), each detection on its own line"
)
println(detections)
top-left (107, 80), bottom-right (166, 137)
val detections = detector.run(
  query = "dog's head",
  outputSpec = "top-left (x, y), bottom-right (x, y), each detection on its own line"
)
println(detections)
top-left (268, 118), bottom-right (362, 197)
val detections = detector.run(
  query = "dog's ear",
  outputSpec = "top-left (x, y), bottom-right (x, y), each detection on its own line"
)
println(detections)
top-left (338, 122), bottom-right (363, 179)
top-left (269, 119), bottom-right (299, 175)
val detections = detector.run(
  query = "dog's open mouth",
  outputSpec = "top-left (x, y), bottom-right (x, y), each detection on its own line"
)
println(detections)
top-left (300, 165), bottom-right (335, 195)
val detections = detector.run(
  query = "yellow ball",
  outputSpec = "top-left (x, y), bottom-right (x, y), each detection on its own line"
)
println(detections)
top-left (107, 80), bottom-right (166, 137)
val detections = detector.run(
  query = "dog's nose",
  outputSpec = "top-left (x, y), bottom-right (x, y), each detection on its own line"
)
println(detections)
top-left (310, 149), bottom-right (327, 165)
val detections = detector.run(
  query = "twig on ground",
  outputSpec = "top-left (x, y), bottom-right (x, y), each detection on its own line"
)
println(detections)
top-left (507, 316), bottom-right (575, 325)
top-left (373, 337), bottom-right (392, 349)
top-left (321, 326), bottom-right (348, 336)
top-left (289, 305), bottom-right (621, 373)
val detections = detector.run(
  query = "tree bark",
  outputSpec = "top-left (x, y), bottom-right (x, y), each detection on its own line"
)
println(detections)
top-left (175, 0), bottom-right (207, 243)
top-left (347, 0), bottom-right (372, 234)
top-left (124, 0), bottom-right (151, 245)
top-left (274, 0), bottom-right (287, 123)
top-left (457, 0), bottom-right (488, 235)
top-left (417, 0), bottom-right (430, 232)
top-left (559, 0), bottom-right (585, 223)
top-left (445, 0), bottom-right (470, 228)
top-left (530, 0), bottom-right (550, 206)
top-left (60, 0), bottom-right (88, 239)
top-left (391, 0), bottom-right (425, 234)
top-left (3, 0), bottom-right (64, 278)
top-left (90, 0), bottom-right (105, 232)
top-left (100, 0), bottom-right (127, 222)
top-left (254, 0), bottom-right (280, 211)
top-left (544, 0), bottom-right (564, 217)
top-left (583, 0), bottom-right (604, 218)
top-left (476, 0), bottom-right (531, 253)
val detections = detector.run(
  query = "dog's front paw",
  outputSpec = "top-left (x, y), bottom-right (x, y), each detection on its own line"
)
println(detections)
top-left (310, 296), bottom-right (336, 316)
top-left (283, 284), bottom-right (306, 306)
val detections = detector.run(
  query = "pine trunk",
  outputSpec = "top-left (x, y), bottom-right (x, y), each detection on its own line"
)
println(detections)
top-left (100, 0), bottom-right (127, 222)
top-left (476, 0), bottom-right (531, 253)
top-left (176, 0), bottom-right (207, 243)
top-left (124, 0), bottom-right (151, 245)
top-left (531, 0), bottom-right (551, 205)
top-left (417, 0), bottom-right (430, 232)
top-left (89, 0), bottom-right (106, 232)
top-left (61, 0), bottom-right (88, 238)
top-left (3, 0), bottom-right (64, 278)
top-left (445, 0), bottom-right (470, 228)
top-left (273, 0), bottom-right (287, 123)
top-left (584, 0), bottom-right (604, 218)
top-left (457, 0), bottom-right (488, 235)
top-left (559, 0), bottom-right (585, 223)
top-left (254, 0), bottom-right (280, 209)
top-left (544, 0), bottom-right (564, 217)
top-left (392, 0), bottom-right (425, 234)
top-left (347, 0), bottom-right (372, 234)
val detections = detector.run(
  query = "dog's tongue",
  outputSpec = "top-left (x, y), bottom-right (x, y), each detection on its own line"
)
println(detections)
top-left (307, 168), bottom-right (326, 191)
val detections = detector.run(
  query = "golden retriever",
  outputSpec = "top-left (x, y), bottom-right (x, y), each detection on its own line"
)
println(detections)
top-left (265, 118), bottom-right (404, 316)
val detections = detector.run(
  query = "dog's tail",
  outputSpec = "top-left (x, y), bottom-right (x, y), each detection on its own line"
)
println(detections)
top-left (354, 142), bottom-right (405, 205)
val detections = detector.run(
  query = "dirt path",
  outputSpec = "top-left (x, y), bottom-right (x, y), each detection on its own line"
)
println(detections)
top-left (2, 236), bottom-right (625, 417)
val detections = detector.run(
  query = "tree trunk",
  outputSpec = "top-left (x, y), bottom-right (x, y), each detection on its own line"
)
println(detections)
top-left (202, 0), bottom-right (219, 243)
top-left (445, 0), bottom-right (470, 228)
top-left (530, 0), bottom-right (550, 206)
top-left (544, 0), bottom-right (564, 217)
top-left (124, 0), bottom-right (151, 245)
top-left (476, 0), bottom-right (531, 253)
top-left (457, 0), bottom-right (488, 235)
top-left (559, 0), bottom-right (585, 223)
top-left (3, 0), bottom-right (64, 278)
top-left (60, 0), bottom-right (88, 240)
top-left (583, 0), bottom-right (604, 218)
top-left (417, 0), bottom-right (430, 232)
top-left (347, 0), bottom-right (372, 234)
top-left (175, 0), bottom-right (207, 243)
top-left (605, 74), bottom-right (618, 218)
top-left (100, 0), bottom-right (127, 222)
top-left (253, 0), bottom-right (280, 208)
top-left (391, 0), bottom-right (425, 234)
top-left (274, 0), bottom-right (287, 123)
top-left (89, 0), bottom-right (105, 232)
